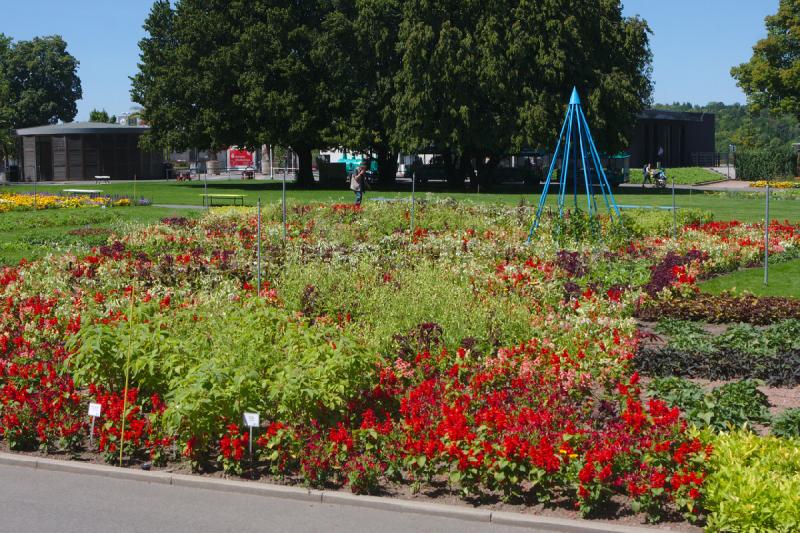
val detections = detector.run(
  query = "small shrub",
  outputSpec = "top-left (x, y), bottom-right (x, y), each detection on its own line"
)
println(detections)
top-left (735, 148), bottom-right (796, 181)
top-left (646, 378), bottom-right (771, 430)
top-left (710, 380), bottom-right (771, 429)
top-left (637, 294), bottom-right (800, 325)
top-left (705, 431), bottom-right (800, 531)
top-left (635, 347), bottom-right (800, 387)
top-left (772, 409), bottom-right (800, 439)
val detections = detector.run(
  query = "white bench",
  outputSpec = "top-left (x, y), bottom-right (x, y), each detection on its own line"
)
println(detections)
top-left (94, 175), bottom-right (111, 184)
top-left (63, 189), bottom-right (103, 197)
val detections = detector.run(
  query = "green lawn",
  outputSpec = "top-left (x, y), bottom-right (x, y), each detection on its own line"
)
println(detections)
top-left (2, 177), bottom-right (798, 266)
top-left (0, 206), bottom-right (200, 266)
top-left (628, 167), bottom-right (724, 185)
top-left (700, 259), bottom-right (800, 298)
top-left (5, 179), bottom-right (798, 224)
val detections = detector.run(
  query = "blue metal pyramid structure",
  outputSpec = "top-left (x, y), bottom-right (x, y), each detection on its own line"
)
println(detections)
top-left (527, 87), bottom-right (621, 241)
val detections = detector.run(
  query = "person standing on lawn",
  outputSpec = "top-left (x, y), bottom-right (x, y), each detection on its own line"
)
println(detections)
top-left (642, 162), bottom-right (652, 188)
top-left (351, 160), bottom-right (368, 206)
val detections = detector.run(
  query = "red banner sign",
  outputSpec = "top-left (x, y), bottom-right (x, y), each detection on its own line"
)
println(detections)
top-left (228, 147), bottom-right (254, 168)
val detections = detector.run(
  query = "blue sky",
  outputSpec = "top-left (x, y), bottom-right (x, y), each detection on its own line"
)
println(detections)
top-left (0, 0), bottom-right (779, 121)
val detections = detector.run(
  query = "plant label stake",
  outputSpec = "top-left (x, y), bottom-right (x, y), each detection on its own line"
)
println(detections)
top-left (410, 170), bottom-right (416, 234)
top-left (243, 412), bottom-right (259, 457)
top-left (257, 197), bottom-right (262, 294)
top-left (34, 163), bottom-right (38, 211)
top-left (88, 402), bottom-right (102, 448)
top-left (765, 184), bottom-right (770, 286)
top-left (282, 151), bottom-right (288, 241)
top-left (672, 175), bottom-right (677, 239)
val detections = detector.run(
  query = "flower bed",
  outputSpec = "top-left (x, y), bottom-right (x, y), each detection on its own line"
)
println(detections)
top-left (0, 192), bottom-right (132, 212)
top-left (1, 201), bottom-right (799, 527)
top-left (750, 180), bottom-right (800, 189)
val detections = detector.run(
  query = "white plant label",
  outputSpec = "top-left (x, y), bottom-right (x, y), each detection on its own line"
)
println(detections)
top-left (243, 412), bottom-right (260, 428)
top-left (88, 403), bottom-right (102, 418)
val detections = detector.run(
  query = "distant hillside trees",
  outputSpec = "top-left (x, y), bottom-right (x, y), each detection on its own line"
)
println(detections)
top-left (653, 102), bottom-right (800, 153)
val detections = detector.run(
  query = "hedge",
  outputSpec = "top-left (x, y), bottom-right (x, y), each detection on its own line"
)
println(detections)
top-left (735, 148), bottom-right (796, 181)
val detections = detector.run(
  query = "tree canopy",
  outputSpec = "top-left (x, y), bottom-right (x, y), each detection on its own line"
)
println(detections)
top-left (0, 33), bottom-right (81, 165)
top-left (89, 109), bottom-right (117, 123)
top-left (391, 0), bottom-right (652, 185)
top-left (1, 35), bottom-right (82, 128)
top-left (732, 0), bottom-right (800, 121)
top-left (132, 0), bottom-right (652, 187)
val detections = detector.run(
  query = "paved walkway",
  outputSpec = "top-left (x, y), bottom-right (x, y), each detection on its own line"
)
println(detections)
top-left (620, 179), bottom-right (754, 193)
top-left (153, 204), bottom-right (206, 210)
top-left (0, 464), bottom-right (553, 533)
top-left (707, 166), bottom-right (737, 180)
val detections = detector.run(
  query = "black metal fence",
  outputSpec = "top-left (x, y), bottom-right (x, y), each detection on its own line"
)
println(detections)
top-left (690, 152), bottom-right (735, 167)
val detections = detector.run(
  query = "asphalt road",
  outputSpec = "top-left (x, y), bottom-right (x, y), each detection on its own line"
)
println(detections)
top-left (0, 464), bottom-right (542, 533)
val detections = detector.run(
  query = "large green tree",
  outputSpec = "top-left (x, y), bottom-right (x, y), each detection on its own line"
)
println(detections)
top-left (0, 34), bottom-right (82, 166)
top-left (392, 0), bottom-right (652, 187)
top-left (732, 0), bottom-right (800, 120)
top-left (133, 0), bottom-right (651, 188)
top-left (132, 0), bottom-right (247, 155)
top-left (320, 0), bottom-right (404, 185)
top-left (0, 35), bottom-right (13, 167)
top-left (3, 35), bottom-right (82, 127)
top-left (236, 1), bottom-right (335, 186)
top-left (133, 1), bottom-right (332, 186)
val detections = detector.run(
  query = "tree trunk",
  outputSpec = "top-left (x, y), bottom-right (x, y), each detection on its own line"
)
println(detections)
top-left (375, 147), bottom-right (398, 187)
top-left (447, 153), bottom-right (471, 189)
top-left (475, 154), bottom-right (501, 190)
top-left (445, 152), bottom-right (465, 188)
top-left (294, 144), bottom-right (315, 188)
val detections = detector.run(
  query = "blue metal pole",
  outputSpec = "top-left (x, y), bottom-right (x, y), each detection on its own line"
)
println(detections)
top-left (576, 112), bottom-right (593, 216)
top-left (577, 110), bottom-right (612, 216)
top-left (558, 106), bottom-right (575, 218)
top-left (573, 124), bottom-right (578, 210)
top-left (579, 110), bottom-right (621, 218)
top-left (528, 110), bottom-right (570, 241)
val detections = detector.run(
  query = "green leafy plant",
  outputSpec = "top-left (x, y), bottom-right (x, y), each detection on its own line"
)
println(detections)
top-left (772, 408), bottom-right (800, 439)
top-left (705, 431), bottom-right (800, 531)
top-left (646, 378), bottom-right (771, 430)
top-left (655, 319), bottom-right (714, 353)
top-left (638, 294), bottom-right (800, 325)
top-left (710, 380), bottom-right (771, 429)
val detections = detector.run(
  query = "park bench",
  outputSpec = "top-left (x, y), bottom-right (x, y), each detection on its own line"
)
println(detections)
top-left (94, 176), bottom-right (111, 184)
top-left (63, 189), bottom-right (103, 197)
top-left (199, 193), bottom-right (245, 207)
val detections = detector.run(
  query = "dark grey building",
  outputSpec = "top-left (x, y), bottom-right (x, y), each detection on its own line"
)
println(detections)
top-left (629, 109), bottom-right (715, 168)
top-left (14, 122), bottom-right (164, 181)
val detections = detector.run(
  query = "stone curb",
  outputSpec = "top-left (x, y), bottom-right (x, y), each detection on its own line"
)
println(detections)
top-left (0, 452), bottom-right (659, 532)
top-left (171, 472), bottom-right (321, 502)
top-left (490, 511), bottom-right (655, 532)
top-left (320, 490), bottom-right (491, 523)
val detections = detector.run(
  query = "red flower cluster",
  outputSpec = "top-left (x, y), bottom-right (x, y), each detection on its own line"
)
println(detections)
top-left (0, 291), bottom-right (83, 452)
top-left (90, 385), bottom-right (172, 465)
top-left (219, 423), bottom-right (249, 474)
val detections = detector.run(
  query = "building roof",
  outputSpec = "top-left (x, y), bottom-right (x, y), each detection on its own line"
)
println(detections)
top-left (14, 122), bottom-right (150, 136)
top-left (638, 109), bottom-right (713, 123)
